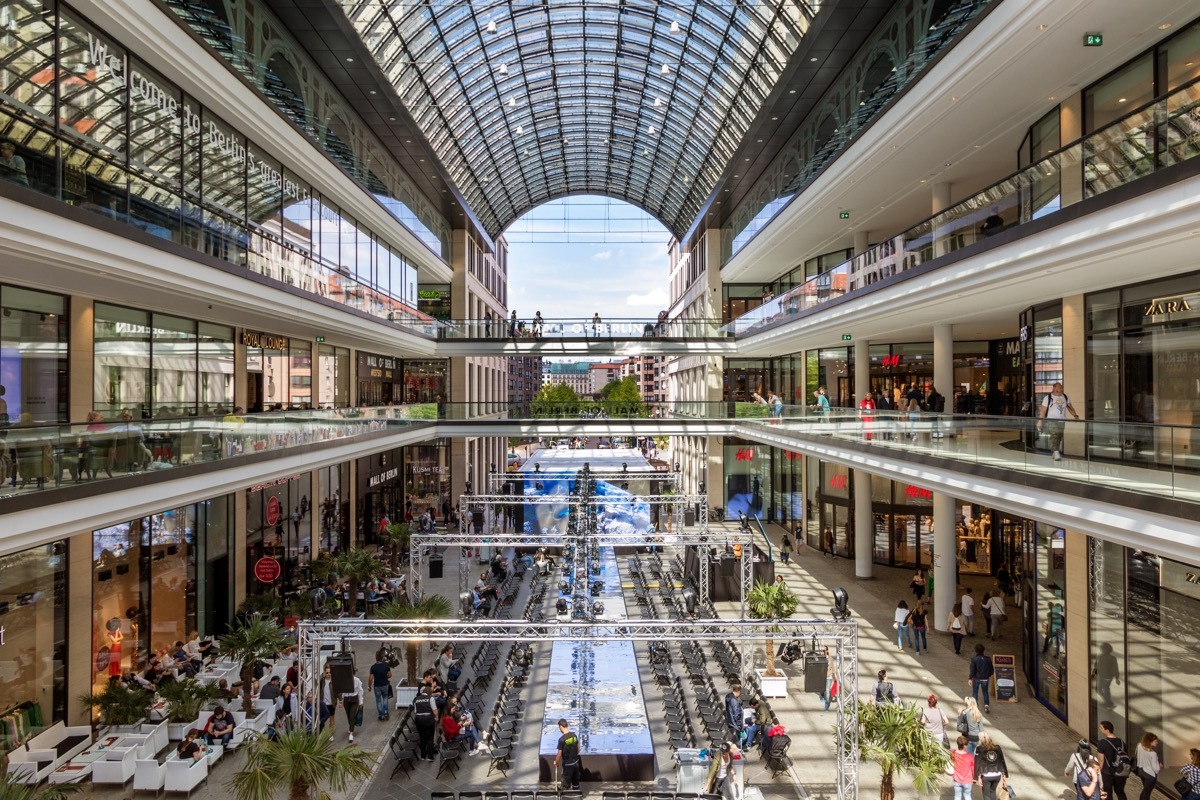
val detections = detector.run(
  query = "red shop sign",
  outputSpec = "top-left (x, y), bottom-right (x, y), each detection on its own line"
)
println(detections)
top-left (905, 486), bottom-right (933, 500)
top-left (734, 448), bottom-right (755, 461)
top-left (254, 557), bottom-right (282, 584)
top-left (265, 496), bottom-right (281, 527)
top-left (828, 474), bottom-right (848, 491)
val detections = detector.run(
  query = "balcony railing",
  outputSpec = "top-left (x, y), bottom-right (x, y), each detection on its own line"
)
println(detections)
top-left (435, 317), bottom-right (728, 340)
top-left (0, 405), bottom-right (434, 501)
top-left (726, 76), bottom-right (1200, 336)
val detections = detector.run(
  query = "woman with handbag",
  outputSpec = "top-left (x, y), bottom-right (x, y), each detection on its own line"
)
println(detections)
top-left (947, 604), bottom-right (967, 655)
top-left (958, 696), bottom-right (986, 754)
top-left (1178, 748), bottom-right (1200, 800)
top-left (1134, 733), bottom-right (1161, 800)
top-left (973, 733), bottom-right (1009, 800)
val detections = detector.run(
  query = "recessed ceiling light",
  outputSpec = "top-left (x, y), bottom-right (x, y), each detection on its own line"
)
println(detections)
top-left (516, 125), bottom-right (524, 134)
top-left (809, 57), bottom-right (818, 62)
top-left (661, 63), bottom-right (670, 74)
top-left (973, 144), bottom-right (981, 149)
top-left (772, 116), bottom-right (778, 120)
top-left (419, 158), bottom-right (424, 162)
top-left (757, 139), bottom-right (763, 142)
top-left (390, 117), bottom-right (396, 121)
top-left (498, 63), bottom-right (508, 74)
top-left (733, 175), bottom-right (738, 178)
top-left (1036, 23), bottom-right (1048, 31)
top-left (1048, 96), bottom-right (1057, 101)
top-left (669, 20), bottom-right (680, 34)
top-left (369, 90), bottom-right (376, 94)
top-left (945, 162), bottom-right (952, 166)
top-left (1118, 97), bottom-right (1127, 102)
top-left (744, 157), bottom-right (750, 161)
top-left (919, 179), bottom-right (926, 183)
top-left (789, 89), bottom-right (795, 94)
top-left (950, 96), bottom-right (958, 101)
top-left (1158, 22), bottom-right (1172, 30)
top-left (486, 20), bottom-right (497, 33)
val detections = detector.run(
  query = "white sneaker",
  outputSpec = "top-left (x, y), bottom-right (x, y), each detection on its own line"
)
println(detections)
top-left (348, 734), bottom-right (354, 742)
top-left (1053, 450), bottom-right (1062, 461)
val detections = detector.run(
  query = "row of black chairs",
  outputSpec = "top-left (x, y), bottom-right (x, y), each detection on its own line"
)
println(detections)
top-left (483, 645), bottom-right (527, 777)
top-left (429, 792), bottom-right (723, 800)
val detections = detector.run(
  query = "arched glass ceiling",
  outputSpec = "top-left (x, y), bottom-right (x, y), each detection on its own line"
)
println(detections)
top-left (340, 0), bottom-right (817, 240)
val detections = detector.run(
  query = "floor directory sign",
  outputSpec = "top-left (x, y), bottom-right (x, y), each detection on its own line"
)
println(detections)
top-left (993, 654), bottom-right (1018, 702)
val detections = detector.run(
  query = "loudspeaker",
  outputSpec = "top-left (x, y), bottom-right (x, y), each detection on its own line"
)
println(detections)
top-left (327, 652), bottom-right (356, 694)
top-left (720, 557), bottom-right (737, 577)
top-left (804, 655), bottom-right (828, 695)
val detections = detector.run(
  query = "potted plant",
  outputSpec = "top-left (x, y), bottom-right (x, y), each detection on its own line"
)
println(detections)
top-left (374, 595), bottom-right (453, 689)
top-left (218, 615), bottom-right (292, 715)
top-left (328, 548), bottom-right (386, 616)
top-left (0, 771), bottom-right (81, 800)
top-left (379, 523), bottom-right (411, 572)
top-left (230, 728), bottom-right (373, 800)
top-left (157, 678), bottom-right (224, 740)
top-left (745, 579), bottom-right (800, 697)
top-left (79, 682), bottom-right (154, 730)
top-left (854, 700), bottom-right (951, 800)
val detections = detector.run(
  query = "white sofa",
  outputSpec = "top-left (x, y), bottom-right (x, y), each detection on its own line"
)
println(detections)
top-left (133, 758), bottom-right (165, 793)
top-left (164, 755), bottom-right (208, 794)
top-left (91, 747), bottom-right (137, 786)
top-left (228, 708), bottom-right (269, 749)
top-left (5, 721), bottom-right (93, 783)
top-left (100, 720), bottom-right (169, 760)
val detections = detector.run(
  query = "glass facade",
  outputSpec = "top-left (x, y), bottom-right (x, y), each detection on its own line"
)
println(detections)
top-left (1088, 542), bottom-right (1200, 792)
top-left (0, 540), bottom-right (67, 753)
top-left (317, 463), bottom-right (348, 554)
top-left (246, 475), bottom-right (311, 595)
top-left (357, 448), bottom-right (404, 547)
top-left (0, 284), bottom-right (68, 423)
top-left (1032, 523), bottom-right (1067, 719)
top-left (92, 498), bottom-right (232, 692)
top-left (93, 304), bottom-right (234, 418)
top-left (0, 1), bottom-right (423, 326)
top-left (404, 442), bottom-right (450, 521)
top-left (317, 345), bottom-right (350, 409)
top-left (245, 336), bottom-right (311, 412)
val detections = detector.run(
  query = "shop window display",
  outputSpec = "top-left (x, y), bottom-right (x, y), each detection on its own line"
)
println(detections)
top-left (92, 501), bottom-right (230, 693)
top-left (0, 285), bottom-right (68, 423)
top-left (0, 540), bottom-right (67, 753)
top-left (246, 476), bottom-right (311, 595)
top-left (1034, 524), bottom-right (1067, 718)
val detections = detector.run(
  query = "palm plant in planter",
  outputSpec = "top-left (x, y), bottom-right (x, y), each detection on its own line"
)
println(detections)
top-left (157, 678), bottom-right (224, 739)
top-left (854, 700), bottom-right (951, 800)
top-left (329, 548), bottom-right (386, 615)
top-left (745, 579), bottom-right (800, 678)
top-left (379, 522), bottom-right (411, 572)
top-left (79, 682), bottom-right (154, 729)
top-left (219, 614), bottom-right (292, 714)
top-left (229, 728), bottom-right (373, 800)
top-left (374, 595), bottom-right (453, 685)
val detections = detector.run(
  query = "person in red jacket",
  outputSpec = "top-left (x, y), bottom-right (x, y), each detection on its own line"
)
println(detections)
top-left (440, 710), bottom-right (475, 753)
top-left (860, 393), bottom-right (877, 441)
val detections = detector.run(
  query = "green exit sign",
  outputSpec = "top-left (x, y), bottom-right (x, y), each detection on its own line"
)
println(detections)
top-left (842, 334), bottom-right (852, 341)
top-left (839, 211), bottom-right (850, 219)
top-left (315, 336), bottom-right (326, 343)
top-left (1084, 33), bottom-right (1103, 46)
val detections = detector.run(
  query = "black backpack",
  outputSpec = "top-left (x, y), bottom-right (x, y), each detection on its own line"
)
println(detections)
top-left (874, 681), bottom-right (896, 703)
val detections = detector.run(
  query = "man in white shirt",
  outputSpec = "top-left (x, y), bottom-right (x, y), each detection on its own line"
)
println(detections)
top-left (1037, 382), bottom-right (1079, 462)
top-left (961, 588), bottom-right (976, 636)
top-left (985, 593), bottom-right (1006, 640)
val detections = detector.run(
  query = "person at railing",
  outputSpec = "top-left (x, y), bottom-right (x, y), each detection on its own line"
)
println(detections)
top-left (768, 391), bottom-right (783, 422)
top-left (1036, 383), bottom-right (1079, 462)
top-left (509, 310), bottom-right (518, 339)
top-left (0, 141), bottom-right (28, 187)
top-left (979, 207), bottom-right (1005, 238)
top-left (811, 387), bottom-right (831, 421)
top-left (591, 312), bottom-right (603, 338)
top-left (532, 311), bottom-right (544, 338)
top-left (860, 392), bottom-right (877, 440)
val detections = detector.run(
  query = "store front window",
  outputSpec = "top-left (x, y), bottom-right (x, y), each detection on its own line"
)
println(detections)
top-left (0, 285), bottom-right (68, 423)
top-left (317, 344), bottom-right (350, 408)
top-left (723, 440), bottom-right (770, 521)
top-left (92, 499), bottom-right (231, 693)
top-left (723, 359), bottom-right (769, 404)
top-left (405, 443), bottom-right (450, 521)
top-left (358, 448), bottom-right (404, 546)
top-left (244, 334), bottom-right (309, 412)
top-left (246, 476), bottom-right (311, 595)
top-left (317, 463), bottom-right (349, 554)
top-left (416, 285), bottom-right (451, 321)
top-left (357, 352), bottom-right (401, 406)
top-left (403, 360), bottom-right (448, 405)
top-left (1033, 523), bottom-right (1067, 719)
top-left (810, 347), bottom-right (852, 407)
top-left (0, 540), bottom-right (67, 753)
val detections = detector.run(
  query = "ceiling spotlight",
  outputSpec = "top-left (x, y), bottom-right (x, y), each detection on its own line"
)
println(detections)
top-left (661, 63), bottom-right (670, 74)
top-left (523, 149), bottom-right (529, 155)
top-left (345, 57), bottom-right (354, 62)
top-left (642, 149), bottom-right (649, 155)
top-left (669, 20), bottom-right (680, 34)
top-left (507, 96), bottom-right (516, 107)
top-left (654, 97), bottom-right (663, 107)
top-left (486, 20), bottom-right (497, 33)
top-left (648, 125), bottom-right (656, 134)
top-left (498, 63), bottom-right (508, 75)
top-left (1158, 22), bottom-right (1172, 30)
top-left (810, 57), bottom-right (818, 62)
top-left (516, 125), bottom-right (523, 134)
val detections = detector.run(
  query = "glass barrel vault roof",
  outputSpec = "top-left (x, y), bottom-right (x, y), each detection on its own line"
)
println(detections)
top-left (339, 0), bottom-right (816, 240)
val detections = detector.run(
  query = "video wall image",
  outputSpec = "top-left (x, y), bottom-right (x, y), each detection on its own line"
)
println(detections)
top-left (521, 477), bottom-right (652, 535)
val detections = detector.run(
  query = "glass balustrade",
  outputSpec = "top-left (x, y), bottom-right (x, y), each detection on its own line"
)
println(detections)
top-left (0, 405), bottom-right (433, 500)
top-left (434, 317), bottom-right (728, 340)
top-left (726, 77), bottom-right (1200, 337)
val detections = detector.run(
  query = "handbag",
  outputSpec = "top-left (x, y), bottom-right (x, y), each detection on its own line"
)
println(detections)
top-left (355, 705), bottom-right (363, 727)
top-left (956, 713), bottom-right (969, 735)
top-left (1174, 778), bottom-right (1192, 796)
top-left (892, 622), bottom-right (899, 630)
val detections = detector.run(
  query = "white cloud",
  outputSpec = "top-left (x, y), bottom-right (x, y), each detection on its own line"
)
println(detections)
top-left (625, 287), bottom-right (668, 308)
top-left (592, 249), bottom-right (613, 261)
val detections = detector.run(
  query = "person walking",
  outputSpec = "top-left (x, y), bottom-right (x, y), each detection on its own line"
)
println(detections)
top-left (969, 643), bottom-right (994, 712)
top-left (871, 669), bottom-right (899, 704)
top-left (591, 312), bottom-right (603, 338)
top-left (812, 386), bottom-right (831, 420)
top-left (973, 732), bottom-right (1009, 800)
top-left (961, 587), bottom-right (976, 636)
top-left (894, 600), bottom-right (912, 652)
top-left (779, 532), bottom-right (793, 564)
top-left (984, 591), bottom-right (1006, 640)
top-left (910, 600), bottom-right (929, 655)
top-left (1037, 382), bottom-right (1080, 461)
top-left (1098, 719), bottom-right (1132, 800)
top-left (911, 568), bottom-right (926, 600)
top-left (509, 310), bottom-right (518, 339)
top-left (947, 603), bottom-right (967, 655)
top-left (957, 697), bottom-right (985, 754)
top-left (921, 694), bottom-right (950, 747)
top-left (1076, 754), bottom-right (1104, 799)
top-left (340, 670), bottom-right (364, 743)
top-left (1179, 749), bottom-right (1200, 800)
top-left (822, 527), bottom-right (835, 558)
top-left (533, 311), bottom-right (544, 338)
top-left (412, 684), bottom-right (439, 761)
top-left (367, 650), bottom-right (392, 722)
top-left (555, 719), bottom-right (582, 790)
top-left (951, 736), bottom-right (975, 800)
top-left (1135, 732), bottom-right (1161, 800)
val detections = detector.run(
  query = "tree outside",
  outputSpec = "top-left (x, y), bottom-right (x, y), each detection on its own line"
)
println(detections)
top-left (531, 382), bottom-right (582, 417)
top-left (599, 376), bottom-right (648, 417)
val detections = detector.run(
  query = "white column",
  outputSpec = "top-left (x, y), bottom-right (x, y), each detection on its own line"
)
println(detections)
top-left (854, 470), bottom-right (872, 579)
top-left (854, 341), bottom-right (869, 407)
top-left (932, 183), bottom-right (952, 257)
top-left (852, 230), bottom-right (870, 256)
top-left (933, 323), bottom-right (953, 399)
top-left (933, 490), bottom-right (956, 630)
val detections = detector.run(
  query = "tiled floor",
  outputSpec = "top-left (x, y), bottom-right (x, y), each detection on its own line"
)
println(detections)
top-left (72, 521), bottom-right (1137, 800)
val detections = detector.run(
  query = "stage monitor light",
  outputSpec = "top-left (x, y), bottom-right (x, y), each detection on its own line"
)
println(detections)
top-left (831, 587), bottom-right (850, 621)
top-left (622, 462), bottom-right (628, 473)
top-left (682, 587), bottom-right (697, 616)
top-left (534, 463), bottom-right (541, 473)
top-left (458, 592), bottom-right (473, 617)
top-left (699, 480), bottom-right (706, 493)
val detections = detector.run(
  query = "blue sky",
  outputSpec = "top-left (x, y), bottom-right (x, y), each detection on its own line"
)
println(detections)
top-left (504, 196), bottom-right (672, 320)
